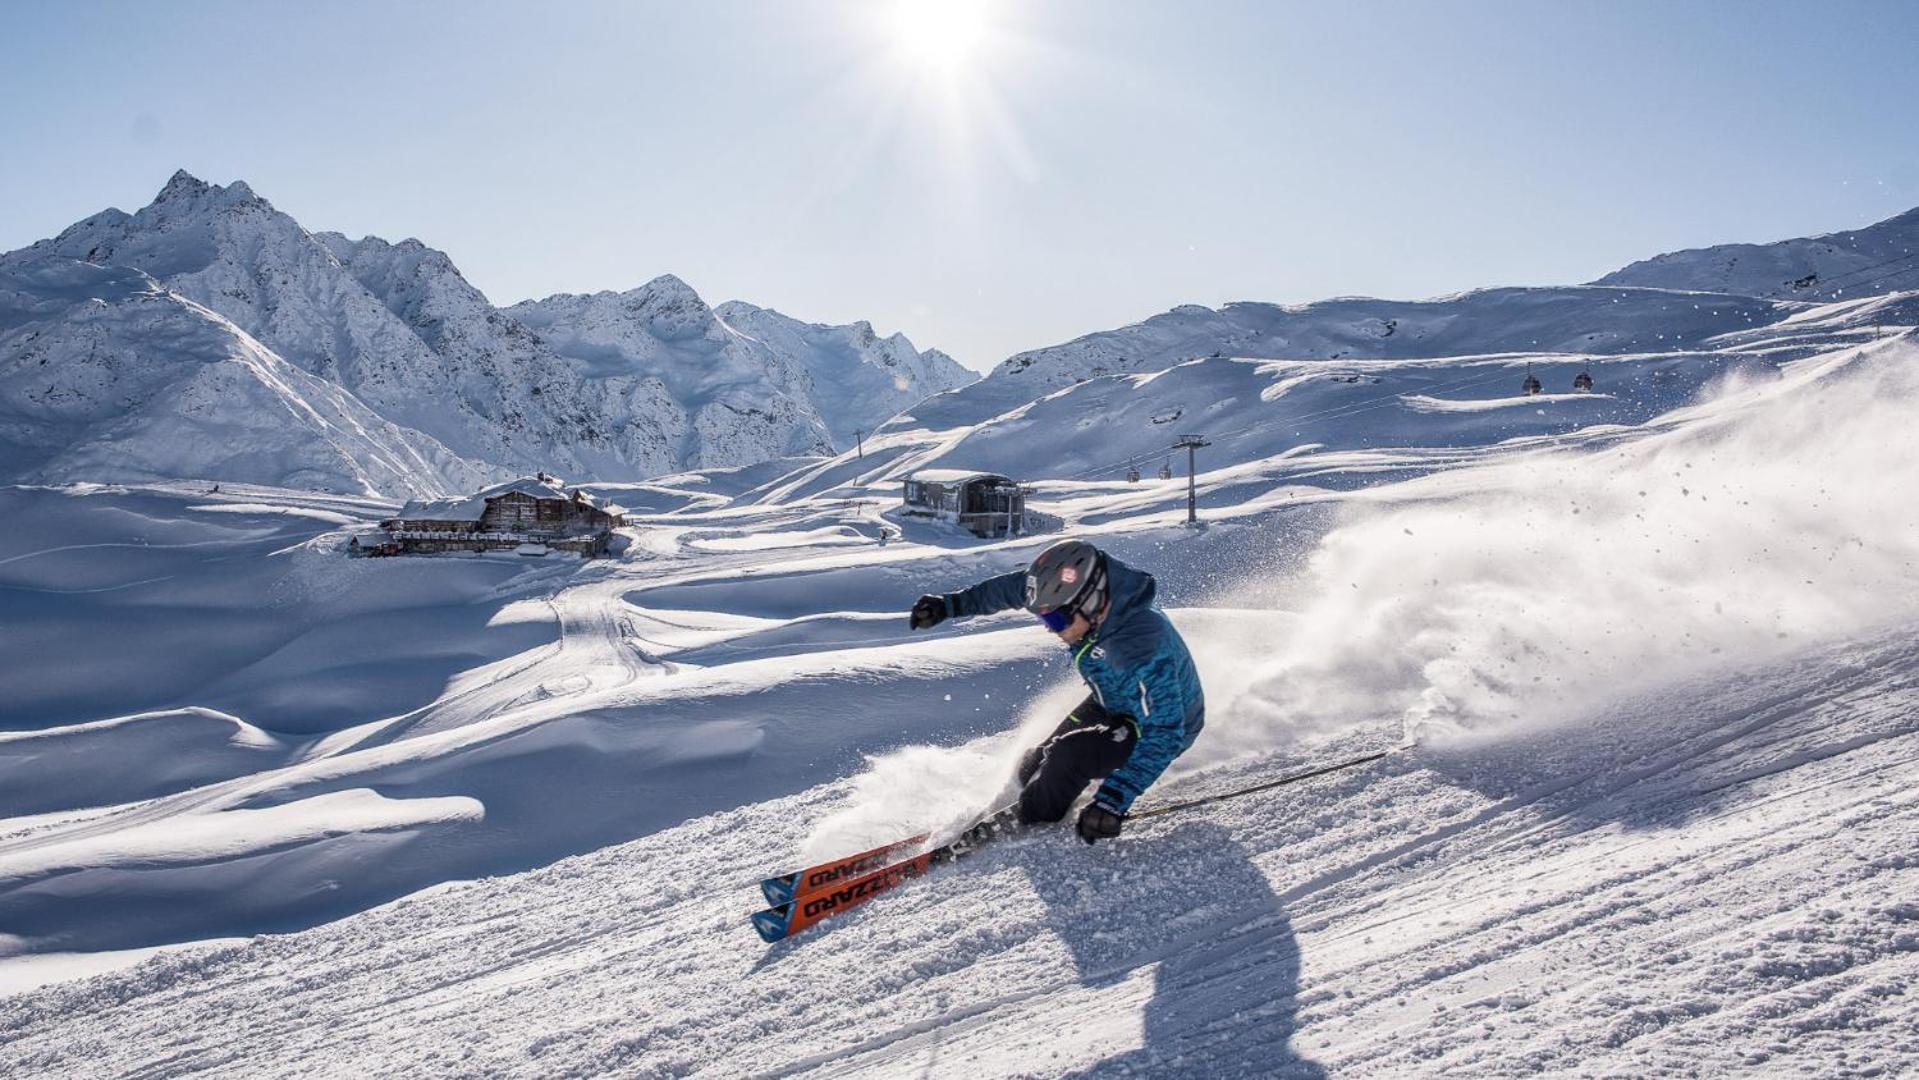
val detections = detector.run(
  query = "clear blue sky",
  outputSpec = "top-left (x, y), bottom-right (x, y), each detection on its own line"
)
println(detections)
top-left (4, 0), bottom-right (1917, 370)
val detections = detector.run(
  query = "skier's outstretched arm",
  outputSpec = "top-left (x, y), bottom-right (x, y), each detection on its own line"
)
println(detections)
top-left (946, 570), bottom-right (1028, 617)
top-left (910, 570), bottom-right (1027, 629)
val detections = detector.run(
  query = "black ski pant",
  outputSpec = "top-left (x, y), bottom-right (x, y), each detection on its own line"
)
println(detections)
top-left (1015, 694), bottom-right (1139, 825)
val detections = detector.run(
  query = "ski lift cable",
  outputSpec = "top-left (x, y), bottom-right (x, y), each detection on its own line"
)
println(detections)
top-left (1059, 439), bottom-right (1187, 483)
top-left (1834, 261), bottom-right (1919, 294)
top-left (1176, 363), bottom-right (1525, 456)
top-left (1058, 361), bottom-right (1524, 483)
top-left (1798, 247), bottom-right (1919, 291)
top-left (1064, 362), bottom-right (1526, 482)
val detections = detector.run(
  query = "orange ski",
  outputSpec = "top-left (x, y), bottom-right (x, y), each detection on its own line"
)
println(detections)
top-left (760, 833), bottom-right (930, 907)
top-left (751, 805), bottom-right (1020, 943)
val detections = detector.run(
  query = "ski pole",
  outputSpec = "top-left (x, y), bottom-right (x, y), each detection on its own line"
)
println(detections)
top-left (1128, 746), bottom-right (1397, 822)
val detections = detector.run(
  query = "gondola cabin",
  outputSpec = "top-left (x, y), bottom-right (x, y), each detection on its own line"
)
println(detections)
top-left (901, 469), bottom-right (1026, 538)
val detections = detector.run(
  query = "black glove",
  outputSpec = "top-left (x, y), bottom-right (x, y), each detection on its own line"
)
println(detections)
top-left (1076, 802), bottom-right (1125, 844)
top-left (910, 594), bottom-right (949, 630)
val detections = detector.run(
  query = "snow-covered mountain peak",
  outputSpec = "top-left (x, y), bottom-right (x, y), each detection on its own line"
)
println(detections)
top-left (6, 177), bottom-right (685, 484)
top-left (621, 274), bottom-right (717, 342)
top-left (314, 232), bottom-right (463, 286)
top-left (14, 170), bottom-right (282, 285)
top-left (704, 301), bottom-right (977, 445)
top-left (506, 280), bottom-right (833, 463)
top-left (629, 272), bottom-right (698, 298)
top-left (154, 168), bottom-right (211, 202)
top-left (146, 170), bottom-right (266, 216)
top-left (0, 254), bottom-right (484, 497)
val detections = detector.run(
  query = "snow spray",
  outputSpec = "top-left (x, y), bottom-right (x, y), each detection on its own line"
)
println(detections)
top-left (1200, 341), bottom-right (1919, 756)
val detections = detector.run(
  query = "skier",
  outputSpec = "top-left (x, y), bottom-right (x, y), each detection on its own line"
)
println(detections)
top-left (908, 539), bottom-right (1205, 844)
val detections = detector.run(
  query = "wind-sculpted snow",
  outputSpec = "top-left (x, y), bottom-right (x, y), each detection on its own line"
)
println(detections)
top-left (0, 483), bottom-right (558, 731)
top-left (0, 709), bottom-right (289, 817)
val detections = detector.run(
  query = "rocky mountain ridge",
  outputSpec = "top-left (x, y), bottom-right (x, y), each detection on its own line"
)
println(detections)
top-left (0, 171), bottom-right (975, 495)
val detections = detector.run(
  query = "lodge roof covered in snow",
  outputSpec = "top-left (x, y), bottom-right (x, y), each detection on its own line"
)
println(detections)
top-left (393, 477), bottom-right (627, 524)
top-left (904, 468), bottom-right (1013, 486)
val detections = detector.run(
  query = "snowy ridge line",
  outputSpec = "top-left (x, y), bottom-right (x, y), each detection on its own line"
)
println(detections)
top-left (1810, 249), bottom-right (1919, 294)
top-left (0, 538), bottom-right (245, 567)
top-left (3, 172), bottom-right (977, 495)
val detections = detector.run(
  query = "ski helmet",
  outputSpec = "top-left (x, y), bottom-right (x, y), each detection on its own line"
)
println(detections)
top-left (1025, 539), bottom-right (1108, 631)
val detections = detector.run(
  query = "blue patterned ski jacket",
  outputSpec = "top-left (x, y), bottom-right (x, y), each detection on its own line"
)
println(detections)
top-left (946, 554), bottom-right (1205, 814)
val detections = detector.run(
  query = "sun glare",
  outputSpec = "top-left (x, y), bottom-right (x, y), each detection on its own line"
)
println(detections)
top-left (890, 0), bottom-right (992, 72)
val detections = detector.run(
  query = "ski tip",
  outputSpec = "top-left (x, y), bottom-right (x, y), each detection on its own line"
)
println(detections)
top-left (761, 873), bottom-right (798, 908)
top-left (751, 903), bottom-right (794, 944)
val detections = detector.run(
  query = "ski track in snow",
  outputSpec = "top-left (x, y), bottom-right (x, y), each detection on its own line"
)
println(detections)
top-left (0, 629), bottom-right (1913, 1077)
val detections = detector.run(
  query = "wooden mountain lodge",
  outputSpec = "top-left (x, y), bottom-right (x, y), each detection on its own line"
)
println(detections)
top-left (900, 469), bottom-right (1026, 538)
top-left (367, 475), bottom-right (627, 557)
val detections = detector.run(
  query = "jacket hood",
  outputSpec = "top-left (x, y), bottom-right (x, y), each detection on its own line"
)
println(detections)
top-left (1098, 555), bottom-right (1157, 629)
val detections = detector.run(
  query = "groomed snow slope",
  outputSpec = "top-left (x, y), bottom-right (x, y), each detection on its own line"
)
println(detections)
top-left (0, 337), bottom-right (1914, 1075)
top-left (3, 624), bottom-right (1911, 1077)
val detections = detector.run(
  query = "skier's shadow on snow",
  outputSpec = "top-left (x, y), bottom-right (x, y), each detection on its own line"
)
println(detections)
top-left (1027, 820), bottom-right (1328, 1079)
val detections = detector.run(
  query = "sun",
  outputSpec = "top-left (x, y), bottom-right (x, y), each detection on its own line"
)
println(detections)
top-left (889, 0), bottom-right (993, 72)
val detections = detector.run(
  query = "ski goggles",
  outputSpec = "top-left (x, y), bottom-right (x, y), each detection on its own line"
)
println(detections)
top-left (1037, 607), bottom-right (1077, 633)
top-left (1036, 571), bottom-right (1106, 633)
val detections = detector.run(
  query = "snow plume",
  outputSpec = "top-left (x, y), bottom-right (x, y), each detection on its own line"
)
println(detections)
top-left (798, 680), bottom-right (1088, 861)
top-left (1210, 340), bottom-right (1919, 757)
